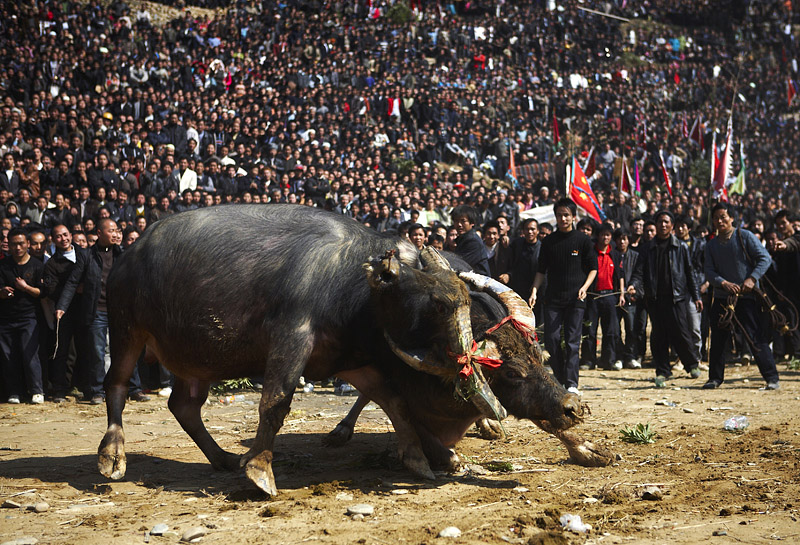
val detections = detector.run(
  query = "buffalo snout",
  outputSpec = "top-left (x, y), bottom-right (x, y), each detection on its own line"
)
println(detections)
top-left (562, 393), bottom-right (584, 426)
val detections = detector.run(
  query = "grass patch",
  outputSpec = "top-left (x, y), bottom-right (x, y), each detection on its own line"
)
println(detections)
top-left (619, 423), bottom-right (657, 444)
top-left (210, 378), bottom-right (254, 395)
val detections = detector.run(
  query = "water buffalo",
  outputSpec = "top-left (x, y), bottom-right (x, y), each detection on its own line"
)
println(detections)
top-left (327, 251), bottom-right (614, 469)
top-left (98, 205), bottom-right (594, 496)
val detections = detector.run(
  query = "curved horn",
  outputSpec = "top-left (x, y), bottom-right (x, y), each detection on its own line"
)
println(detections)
top-left (458, 271), bottom-right (536, 331)
top-left (384, 332), bottom-right (455, 378)
top-left (419, 246), bottom-right (453, 272)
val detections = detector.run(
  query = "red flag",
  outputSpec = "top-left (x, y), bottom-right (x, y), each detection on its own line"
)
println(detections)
top-left (570, 157), bottom-right (605, 222)
top-left (619, 159), bottom-right (631, 196)
top-left (583, 146), bottom-right (596, 179)
top-left (659, 149), bottom-right (673, 197)
top-left (789, 78), bottom-right (797, 107)
top-left (713, 117), bottom-right (733, 202)
top-left (682, 113), bottom-right (688, 139)
top-left (688, 116), bottom-right (704, 151)
top-left (507, 141), bottom-right (518, 186)
top-left (552, 112), bottom-right (560, 148)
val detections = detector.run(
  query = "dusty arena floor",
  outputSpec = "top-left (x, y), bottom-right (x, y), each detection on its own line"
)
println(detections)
top-left (1, 363), bottom-right (798, 545)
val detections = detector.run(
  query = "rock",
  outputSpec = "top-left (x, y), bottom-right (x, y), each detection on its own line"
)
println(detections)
top-left (582, 497), bottom-right (598, 504)
top-left (151, 523), bottom-right (169, 535)
top-left (335, 492), bottom-right (354, 501)
top-left (719, 507), bottom-right (733, 516)
top-left (0, 539), bottom-right (38, 545)
top-left (642, 486), bottom-right (663, 501)
top-left (181, 527), bottom-right (206, 542)
top-left (2, 500), bottom-right (22, 509)
top-left (513, 486), bottom-right (529, 493)
top-left (438, 526), bottom-right (462, 538)
top-left (32, 502), bottom-right (49, 513)
top-left (352, 514), bottom-right (364, 521)
top-left (390, 489), bottom-right (409, 495)
top-left (683, 408), bottom-right (695, 414)
top-left (713, 530), bottom-right (728, 536)
top-left (527, 531), bottom-right (569, 545)
top-left (346, 504), bottom-right (374, 516)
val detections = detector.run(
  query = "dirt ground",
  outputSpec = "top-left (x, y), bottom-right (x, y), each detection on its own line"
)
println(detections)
top-left (1, 362), bottom-right (798, 545)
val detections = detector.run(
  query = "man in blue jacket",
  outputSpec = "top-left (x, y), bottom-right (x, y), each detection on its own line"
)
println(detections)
top-left (703, 203), bottom-right (780, 390)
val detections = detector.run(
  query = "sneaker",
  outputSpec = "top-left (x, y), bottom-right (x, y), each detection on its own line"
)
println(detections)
top-left (566, 386), bottom-right (582, 397)
top-left (762, 381), bottom-right (780, 391)
top-left (31, 394), bottom-right (44, 405)
top-left (612, 360), bottom-right (623, 370)
top-left (158, 387), bottom-right (173, 398)
top-left (578, 362), bottom-right (595, 371)
top-left (90, 395), bottom-right (105, 405)
top-left (702, 380), bottom-right (721, 390)
top-left (654, 376), bottom-right (667, 388)
top-left (335, 383), bottom-right (357, 396)
top-left (303, 382), bottom-right (315, 393)
top-left (742, 354), bottom-right (753, 366)
top-left (698, 363), bottom-right (709, 371)
top-left (7, 395), bottom-right (20, 404)
top-left (129, 391), bottom-right (150, 402)
top-left (688, 368), bottom-right (702, 379)
top-left (625, 359), bottom-right (642, 369)
top-left (52, 396), bottom-right (67, 404)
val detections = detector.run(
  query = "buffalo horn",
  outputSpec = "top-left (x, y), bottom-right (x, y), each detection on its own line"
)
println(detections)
top-left (419, 245), bottom-right (453, 272)
top-left (458, 271), bottom-right (536, 331)
top-left (383, 332), bottom-right (455, 378)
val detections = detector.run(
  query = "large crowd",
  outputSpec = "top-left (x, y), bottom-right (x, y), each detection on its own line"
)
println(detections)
top-left (0, 0), bottom-right (799, 403)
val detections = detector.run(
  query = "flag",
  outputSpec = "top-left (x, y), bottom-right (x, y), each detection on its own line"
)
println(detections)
top-left (790, 77), bottom-right (797, 107)
top-left (710, 131), bottom-right (717, 191)
top-left (729, 143), bottom-right (746, 195)
top-left (569, 156), bottom-right (605, 222)
top-left (633, 157), bottom-right (641, 195)
top-left (688, 116), bottom-right (704, 151)
top-left (659, 149), bottom-right (672, 197)
top-left (506, 140), bottom-right (519, 189)
top-left (552, 111), bottom-right (561, 150)
top-left (682, 113), bottom-right (688, 139)
top-left (713, 117), bottom-right (733, 202)
top-left (583, 146), bottom-right (595, 179)
top-left (619, 158), bottom-right (632, 196)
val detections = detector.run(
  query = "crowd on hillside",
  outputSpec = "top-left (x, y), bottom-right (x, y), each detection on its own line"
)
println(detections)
top-left (0, 0), bottom-right (799, 402)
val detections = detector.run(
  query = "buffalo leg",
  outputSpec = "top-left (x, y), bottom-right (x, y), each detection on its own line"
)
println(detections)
top-left (168, 377), bottom-right (241, 471)
top-left (97, 331), bottom-right (145, 480)
top-left (241, 328), bottom-right (313, 496)
top-left (323, 393), bottom-right (369, 447)
top-left (475, 418), bottom-right (504, 440)
top-left (338, 367), bottom-right (435, 480)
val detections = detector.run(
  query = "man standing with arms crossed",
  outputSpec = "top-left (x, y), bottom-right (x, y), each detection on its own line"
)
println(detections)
top-left (703, 203), bottom-right (780, 390)
top-left (530, 198), bottom-right (597, 396)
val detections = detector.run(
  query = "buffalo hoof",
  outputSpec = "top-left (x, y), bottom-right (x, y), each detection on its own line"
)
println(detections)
top-left (322, 422), bottom-right (354, 447)
top-left (475, 418), bottom-right (504, 440)
top-left (244, 452), bottom-right (278, 497)
top-left (98, 424), bottom-right (127, 480)
top-left (555, 430), bottom-right (615, 467)
top-left (401, 448), bottom-right (436, 480)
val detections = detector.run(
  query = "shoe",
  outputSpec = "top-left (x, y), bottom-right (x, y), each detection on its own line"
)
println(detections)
top-left (742, 354), bottom-right (753, 365)
top-left (566, 386), bottom-right (582, 397)
top-left (702, 380), bottom-right (721, 390)
top-left (31, 394), bottom-right (44, 405)
top-left (129, 391), bottom-right (150, 402)
top-left (298, 376), bottom-right (306, 387)
top-left (158, 387), bottom-right (172, 398)
top-left (762, 381), bottom-right (780, 391)
top-left (688, 368), bottom-right (702, 379)
top-left (53, 396), bottom-right (67, 404)
top-left (578, 363), bottom-right (595, 371)
top-left (612, 360), bottom-right (623, 370)
top-left (90, 395), bottom-right (105, 405)
top-left (7, 395), bottom-right (20, 404)
top-left (698, 363), bottom-right (709, 371)
top-left (335, 383), bottom-right (357, 396)
top-left (625, 359), bottom-right (642, 369)
top-left (303, 383), bottom-right (315, 393)
top-left (654, 376), bottom-right (667, 388)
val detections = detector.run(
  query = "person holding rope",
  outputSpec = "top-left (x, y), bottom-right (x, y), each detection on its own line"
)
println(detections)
top-left (703, 203), bottom-right (780, 390)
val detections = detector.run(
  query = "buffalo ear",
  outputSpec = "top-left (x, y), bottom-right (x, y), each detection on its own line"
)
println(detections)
top-left (384, 331), bottom-right (456, 378)
top-left (365, 250), bottom-right (402, 288)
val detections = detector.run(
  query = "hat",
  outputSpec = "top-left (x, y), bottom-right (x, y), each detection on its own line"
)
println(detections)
top-left (102, 112), bottom-right (113, 121)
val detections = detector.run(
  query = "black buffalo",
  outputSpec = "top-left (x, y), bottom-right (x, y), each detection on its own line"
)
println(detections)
top-left (98, 205), bottom-right (600, 495)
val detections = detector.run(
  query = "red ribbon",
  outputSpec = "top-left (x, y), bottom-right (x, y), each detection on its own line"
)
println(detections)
top-left (484, 315), bottom-right (538, 344)
top-left (448, 340), bottom-right (503, 380)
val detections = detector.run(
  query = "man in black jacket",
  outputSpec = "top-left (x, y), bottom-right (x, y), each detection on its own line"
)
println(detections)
top-left (451, 205), bottom-right (490, 276)
top-left (506, 218), bottom-right (542, 323)
top-left (56, 218), bottom-right (148, 404)
top-left (630, 210), bottom-right (703, 388)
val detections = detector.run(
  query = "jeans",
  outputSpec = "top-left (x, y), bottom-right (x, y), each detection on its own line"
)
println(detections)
top-left (85, 310), bottom-right (144, 398)
top-left (0, 317), bottom-right (43, 397)
top-left (544, 302), bottom-right (585, 389)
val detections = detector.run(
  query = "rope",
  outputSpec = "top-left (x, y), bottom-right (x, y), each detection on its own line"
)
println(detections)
top-left (51, 316), bottom-right (61, 360)
top-left (447, 340), bottom-right (503, 380)
top-left (484, 315), bottom-right (538, 344)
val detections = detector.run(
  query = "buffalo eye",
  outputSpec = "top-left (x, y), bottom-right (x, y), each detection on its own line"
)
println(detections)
top-left (504, 370), bottom-right (518, 380)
